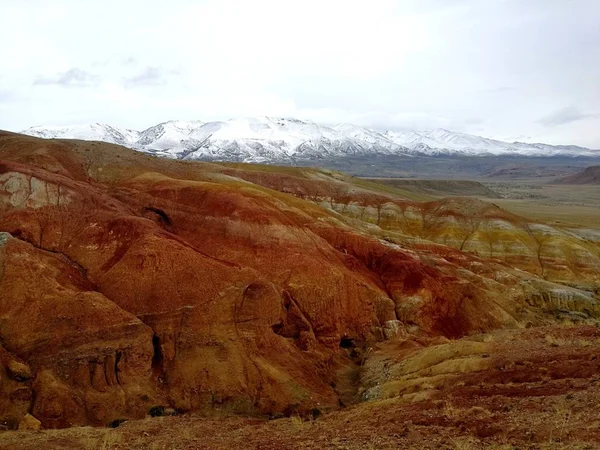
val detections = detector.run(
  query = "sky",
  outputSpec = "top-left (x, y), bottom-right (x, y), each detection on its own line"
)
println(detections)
top-left (1, 0), bottom-right (599, 147)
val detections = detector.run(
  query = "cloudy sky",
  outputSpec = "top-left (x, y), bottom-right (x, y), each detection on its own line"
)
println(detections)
top-left (1, 0), bottom-right (599, 147)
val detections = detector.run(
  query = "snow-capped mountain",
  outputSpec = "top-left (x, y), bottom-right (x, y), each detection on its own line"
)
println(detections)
top-left (22, 118), bottom-right (411, 162)
top-left (24, 123), bottom-right (140, 147)
top-left (383, 129), bottom-right (595, 157)
top-left (21, 117), bottom-right (600, 162)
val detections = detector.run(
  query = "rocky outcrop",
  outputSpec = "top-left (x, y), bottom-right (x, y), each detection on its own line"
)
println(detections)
top-left (17, 414), bottom-right (41, 431)
top-left (0, 233), bottom-right (156, 427)
top-left (360, 325), bottom-right (600, 406)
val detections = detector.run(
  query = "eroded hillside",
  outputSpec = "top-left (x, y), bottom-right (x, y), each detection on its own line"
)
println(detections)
top-left (0, 131), bottom-right (599, 444)
top-left (558, 165), bottom-right (600, 185)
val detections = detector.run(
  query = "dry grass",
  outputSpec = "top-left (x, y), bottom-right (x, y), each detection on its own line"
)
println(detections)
top-left (492, 201), bottom-right (600, 229)
top-left (98, 431), bottom-right (123, 450)
top-left (545, 334), bottom-right (595, 348)
top-left (2, 401), bottom-right (595, 450)
top-left (289, 415), bottom-right (305, 431)
top-left (451, 437), bottom-right (478, 450)
top-left (443, 401), bottom-right (461, 420)
top-left (545, 334), bottom-right (566, 347)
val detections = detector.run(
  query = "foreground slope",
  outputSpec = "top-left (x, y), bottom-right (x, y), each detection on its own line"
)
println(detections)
top-left (0, 131), bottom-right (599, 435)
top-left (2, 325), bottom-right (599, 449)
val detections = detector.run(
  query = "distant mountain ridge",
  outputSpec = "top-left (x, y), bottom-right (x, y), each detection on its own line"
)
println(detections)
top-left (20, 117), bottom-right (600, 163)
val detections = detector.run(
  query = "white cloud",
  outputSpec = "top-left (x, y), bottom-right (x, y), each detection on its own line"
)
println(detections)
top-left (538, 106), bottom-right (597, 127)
top-left (0, 0), bottom-right (599, 147)
top-left (34, 68), bottom-right (99, 88)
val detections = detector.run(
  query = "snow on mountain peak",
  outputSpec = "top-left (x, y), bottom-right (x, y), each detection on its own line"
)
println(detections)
top-left (19, 118), bottom-right (600, 162)
top-left (24, 123), bottom-right (140, 146)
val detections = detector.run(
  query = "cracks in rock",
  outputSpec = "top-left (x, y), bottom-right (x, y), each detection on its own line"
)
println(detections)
top-left (233, 286), bottom-right (265, 409)
top-left (275, 290), bottom-right (313, 342)
top-left (114, 351), bottom-right (122, 385)
top-left (358, 259), bottom-right (402, 325)
top-left (339, 337), bottom-right (354, 349)
top-left (136, 306), bottom-right (194, 386)
top-left (151, 334), bottom-right (164, 377)
top-left (142, 206), bottom-right (173, 228)
top-left (270, 322), bottom-right (284, 334)
top-left (9, 233), bottom-right (95, 290)
top-left (283, 290), bottom-right (310, 327)
top-left (376, 272), bottom-right (401, 323)
top-left (312, 234), bottom-right (401, 327)
top-left (158, 231), bottom-right (241, 269)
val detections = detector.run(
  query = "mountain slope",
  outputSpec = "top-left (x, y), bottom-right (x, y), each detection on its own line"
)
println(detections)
top-left (24, 123), bottom-right (140, 146)
top-left (558, 165), bottom-right (600, 184)
top-left (384, 128), bottom-right (596, 156)
top-left (21, 118), bottom-right (600, 163)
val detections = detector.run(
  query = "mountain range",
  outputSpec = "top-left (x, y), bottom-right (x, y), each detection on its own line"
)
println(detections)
top-left (20, 117), bottom-right (600, 163)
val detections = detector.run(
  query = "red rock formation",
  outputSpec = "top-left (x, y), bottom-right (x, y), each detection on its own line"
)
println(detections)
top-left (0, 131), bottom-right (598, 429)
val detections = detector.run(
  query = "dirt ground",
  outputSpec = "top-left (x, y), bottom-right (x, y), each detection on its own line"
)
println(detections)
top-left (2, 391), bottom-right (598, 450)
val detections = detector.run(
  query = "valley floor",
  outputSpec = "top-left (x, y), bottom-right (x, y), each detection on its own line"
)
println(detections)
top-left (484, 183), bottom-right (600, 229)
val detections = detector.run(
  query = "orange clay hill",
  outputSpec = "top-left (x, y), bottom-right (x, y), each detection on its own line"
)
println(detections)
top-left (0, 130), bottom-right (599, 446)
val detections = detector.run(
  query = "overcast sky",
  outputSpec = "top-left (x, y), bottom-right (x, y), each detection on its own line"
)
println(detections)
top-left (1, 0), bottom-right (599, 147)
